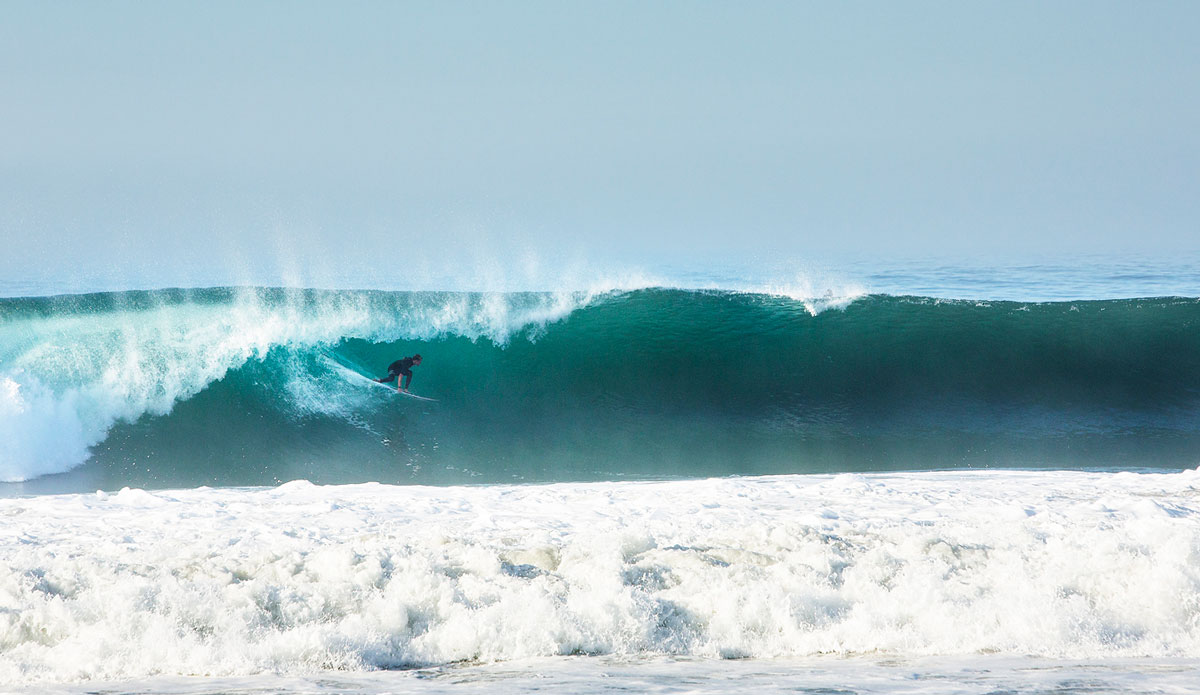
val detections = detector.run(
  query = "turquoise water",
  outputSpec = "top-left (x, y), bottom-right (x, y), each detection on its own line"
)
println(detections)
top-left (2, 277), bottom-right (1198, 493)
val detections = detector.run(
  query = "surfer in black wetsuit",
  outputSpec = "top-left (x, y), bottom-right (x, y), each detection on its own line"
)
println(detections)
top-left (376, 354), bottom-right (422, 392)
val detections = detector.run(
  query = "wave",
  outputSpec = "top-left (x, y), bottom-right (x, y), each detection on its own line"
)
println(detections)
top-left (0, 286), bottom-right (618, 483)
top-left (2, 287), bottom-right (1199, 488)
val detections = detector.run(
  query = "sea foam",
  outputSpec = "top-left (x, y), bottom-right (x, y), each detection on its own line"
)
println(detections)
top-left (2, 470), bottom-right (1199, 684)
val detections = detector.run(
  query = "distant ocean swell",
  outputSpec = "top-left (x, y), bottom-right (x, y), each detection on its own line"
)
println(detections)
top-left (2, 471), bottom-right (1199, 683)
top-left (1, 287), bottom-right (1199, 486)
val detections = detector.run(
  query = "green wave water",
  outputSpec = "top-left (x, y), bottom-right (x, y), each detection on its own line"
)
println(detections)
top-left (2, 287), bottom-right (1199, 493)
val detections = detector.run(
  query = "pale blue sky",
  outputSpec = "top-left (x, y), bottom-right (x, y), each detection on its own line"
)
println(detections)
top-left (2, 1), bottom-right (1198, 289)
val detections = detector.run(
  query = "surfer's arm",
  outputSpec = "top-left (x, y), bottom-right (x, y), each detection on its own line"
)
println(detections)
top-left (402, 373), bottom-right (412, 391)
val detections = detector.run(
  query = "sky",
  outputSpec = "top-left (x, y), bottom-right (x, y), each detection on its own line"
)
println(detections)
top-left (2, 1), bottom-right (1198, 290)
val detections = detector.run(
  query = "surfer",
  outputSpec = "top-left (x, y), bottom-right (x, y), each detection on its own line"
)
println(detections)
top-left (375, 354), bottom-right (422, 392)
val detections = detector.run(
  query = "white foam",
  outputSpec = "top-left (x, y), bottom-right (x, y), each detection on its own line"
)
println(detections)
top-left (19, 655), bottom-right (1200, 695)
top-left (2, 470), bottom-right (1199, 684)
top-left (684, 267), bottom-right (869, 315)
top-left (746, 273), bottom-right (868, 315)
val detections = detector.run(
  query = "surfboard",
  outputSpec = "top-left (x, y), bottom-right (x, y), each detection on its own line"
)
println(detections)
top-left (322, 352), bottom-right (438, 402)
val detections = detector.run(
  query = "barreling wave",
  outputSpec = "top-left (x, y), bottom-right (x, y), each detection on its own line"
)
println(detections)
top-left (1, 287), bottom-right (1199, 489)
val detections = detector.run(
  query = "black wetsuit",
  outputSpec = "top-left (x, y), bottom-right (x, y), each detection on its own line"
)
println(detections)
top-left (377, 357), bottom-right (417, 389)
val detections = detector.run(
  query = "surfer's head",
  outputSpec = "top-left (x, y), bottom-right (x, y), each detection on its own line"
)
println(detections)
top-left (413, 354), bottom-right (423, 365)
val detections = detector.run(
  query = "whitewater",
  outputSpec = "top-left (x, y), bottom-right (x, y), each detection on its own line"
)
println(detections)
top-left (2, 259), bottom-right (1200, 693)
top-left (5, 472), bottom-right (1200, 692)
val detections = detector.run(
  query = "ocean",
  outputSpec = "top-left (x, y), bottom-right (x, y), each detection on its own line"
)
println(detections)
top-left (2, 256), bottom-right (1199, 693)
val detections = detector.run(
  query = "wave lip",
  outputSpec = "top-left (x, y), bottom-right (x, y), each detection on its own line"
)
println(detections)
top-left (2, 470), bottom-right (1199, 683)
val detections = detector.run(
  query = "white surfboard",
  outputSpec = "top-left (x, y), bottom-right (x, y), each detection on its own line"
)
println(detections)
top-left (322, 352), bottom-right (438, 402)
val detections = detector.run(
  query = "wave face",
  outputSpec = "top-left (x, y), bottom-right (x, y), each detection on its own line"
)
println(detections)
top-left (2, 287), bottom-right (1199, 489)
